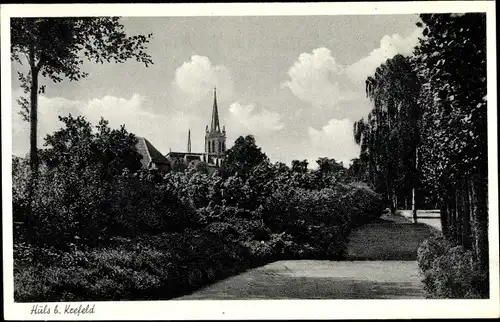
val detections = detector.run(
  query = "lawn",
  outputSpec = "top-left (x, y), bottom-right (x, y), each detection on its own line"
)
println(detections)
top-left (346, 219), bottom-right (439, 260)
top-left (176, 216), bottom-right (439, 300)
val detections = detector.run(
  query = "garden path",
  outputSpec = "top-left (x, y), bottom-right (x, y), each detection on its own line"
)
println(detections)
top-left (176, 214), bottom-right (438, 299)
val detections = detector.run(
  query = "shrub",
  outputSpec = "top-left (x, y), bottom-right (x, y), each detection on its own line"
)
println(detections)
top-left (12, 157), bottom-right (31, 221)
top-left (14, 230), bottom-right (253, 302)
top-left (196, 204), bottom-right (255, 225)
top-left (241, 240), bottom-right (275, 264)
top-left (204, 222), bottom-right (240, 240)
top-left (13, 116), bottom-right (388, 302)
top-left (21, 166), bottom-right (198, 248)
top-left (417, 236), bottom-right (489, 299)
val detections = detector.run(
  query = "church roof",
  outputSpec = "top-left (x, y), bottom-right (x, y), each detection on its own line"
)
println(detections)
top-left (166, 151), bottom-right (204, 158)
top-left (136, 137), bottom-right (169, 167)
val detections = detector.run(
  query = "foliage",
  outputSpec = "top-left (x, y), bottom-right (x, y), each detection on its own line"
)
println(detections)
top-left (40, 115), bottom-right (143, 174)
top-left (14, 230), bottom-right (251, 302)
top-left (14, 116), bottom-right (196, 248)
top-left (415, 13), bottom-right (487, 189)
top-left (170, 158), bottom-right (188, 173)
top-left (221, 135), bottom-right (269, 179)
top-left (12, 157), bottom-right (31, 223)
top-left (11, 17), bottom-right (153, 82)
top-left (417, 236), bottom-right (489, 299)
top-left (187, 160), bottom-right (210, 175)
top-left (353, 54), bottom-right (420, 210)
top-left (316, 157), bottom-right (347, 177)
top-left (414, 13), bottom-right (488, 269)
top-left (291, 159), bottom-right (309, 173)
top-left (11, 17), bottom-right (153, 174)
top-left (352, 13), bottom-right (489, 283)
top-left (13, 114), bottom-right (386, 301)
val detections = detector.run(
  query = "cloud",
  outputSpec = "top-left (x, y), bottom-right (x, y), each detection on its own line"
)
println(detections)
top-left (12, 90), bottom-right (84, 157)
top-left (11, 90), bottom-right (207, 157)
top-left (283, 47), bottom-right (358, 109)
top-left (306, 118), bottom-right (359, 166)
top-left (346, 28), bottom-right (422, 83)
top-left (227, 102), bottom-right (285, 136)
top-left (173, 55), bottom-right (234, 105)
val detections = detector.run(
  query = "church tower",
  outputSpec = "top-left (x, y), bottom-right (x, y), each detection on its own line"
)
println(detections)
top-left (205, 87), bottom-right (226, 166)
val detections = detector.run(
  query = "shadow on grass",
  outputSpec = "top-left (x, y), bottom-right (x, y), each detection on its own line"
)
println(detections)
top-left (346, 222), bottom-right (438, 261)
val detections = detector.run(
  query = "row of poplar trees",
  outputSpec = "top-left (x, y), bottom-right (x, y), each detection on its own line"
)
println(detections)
top-left (352, 13), bottom-right (489, 270)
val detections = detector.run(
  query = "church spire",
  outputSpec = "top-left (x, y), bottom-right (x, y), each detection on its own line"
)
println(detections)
top-left (187, 129), bottom-right (191, 153)
top-left (210, 87), bottom-right (220, 132)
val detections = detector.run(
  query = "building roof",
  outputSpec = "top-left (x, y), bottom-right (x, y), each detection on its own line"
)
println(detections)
top-left (136, 137), bottom-right (170, 167)
top-left (166, 152), bottom-right (204, 158)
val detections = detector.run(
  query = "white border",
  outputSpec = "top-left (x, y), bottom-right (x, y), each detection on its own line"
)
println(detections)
top-left (2, 2), bottom-right (498, 320)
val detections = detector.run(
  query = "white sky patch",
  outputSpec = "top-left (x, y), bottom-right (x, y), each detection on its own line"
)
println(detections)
top-left (11, 90), bottom-right (207, 157)
top-left (223, 102), bottom-right (285, 162)
top-left (346, 28), bottom-right (422, 83)
top-left (283, 47), bottom-right (358, 109)
top-left (173, 55), bottom-right (234, 106)
top-left (306, 118), bottom-right (360, 166)
top-left (227, 102), bottom-right (285, 137)
top-left (9, 17), bottom-right (426, 168)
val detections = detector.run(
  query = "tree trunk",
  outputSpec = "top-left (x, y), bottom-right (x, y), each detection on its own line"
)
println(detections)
top-left (392, 191), bottom-right (397, 214)
top-left (453, 188), bottom-right (460, 243)
top-left (412, 187), bottom-right (417, 223)
top-left (470, 172), bottom-right (489, 270)
top-left (412, 146), bottom-right (418, 223)
top-left (461, 179), bottom-right (472, 250)
top-left (440, 201), bottom-right (449, 239)
top-left (29, 65), bottom-right (39, 177)
top-left (26, 65), bottom-right (39, 246)
top-left (455, 186), bottom-right (462, 244)
top-left (448, 191), bottom-right (455, 241)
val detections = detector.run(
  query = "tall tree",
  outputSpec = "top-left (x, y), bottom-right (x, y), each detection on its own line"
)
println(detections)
top-left (354, 54), bottom-right (421, 213)
top-left (10, 17), bottom-right (153, 177)
top-left (316, 157), bottom-right (345, 175)
top-left (414, 13), bottom-right (488, 269)
top-left (291, 159), bottom-right (309, 173)
top-left (347, 157), bottom-right (368, 183)
top-left (221, 135), bottom-right (269, 179)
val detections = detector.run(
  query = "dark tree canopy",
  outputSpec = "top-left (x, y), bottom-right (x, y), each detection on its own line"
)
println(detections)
top-left (291, 159), bottom-right (309, 173)
top-left (316, 157), bottom-right (345, 174)
top-left (11, 17), bottom-right (153, 176)
top-left (353, 54), bottom-right (420, 210)
top-left (40, 115), bottom-right (143, 176)
top-left (11, 17), bottom-right (153, 83)
top-left (414, 13), bottom-right (488, 269)
top-left (221, 135), bottom-right (269, 178)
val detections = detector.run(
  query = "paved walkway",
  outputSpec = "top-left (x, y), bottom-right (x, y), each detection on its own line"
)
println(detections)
top-left (177, 214), bottom-right (438, 300)
top-left (398, 209), bottom-right (442, 232)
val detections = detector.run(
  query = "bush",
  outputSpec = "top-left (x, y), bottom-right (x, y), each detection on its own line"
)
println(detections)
top-left (417, 236), bottom-right (489, 298)
top-left (13, 116), bottom-right (388, 301)
top-left (17, 166), bottom-right (199, 248)
top-left (14, 230), bottom-right (252, 302)
top-left (256, 182), bottom-right (382, 260)
top-left (204, 222), bottom-right (240, 240)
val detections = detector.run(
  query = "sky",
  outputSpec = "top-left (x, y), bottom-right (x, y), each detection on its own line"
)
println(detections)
top-left (11, 15), bottom-right (422, 168)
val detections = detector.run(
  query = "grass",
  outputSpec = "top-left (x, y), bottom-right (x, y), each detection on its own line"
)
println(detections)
top-left (177, 216), bottom-right (438, 300)
top-left (346, 219), bottom-right (439, 260)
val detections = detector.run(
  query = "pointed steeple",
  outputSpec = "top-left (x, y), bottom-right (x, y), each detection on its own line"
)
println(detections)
top-left (187, 129), bottom-right (191, 153)
top-left (210, 87), bottom-right (220, 132)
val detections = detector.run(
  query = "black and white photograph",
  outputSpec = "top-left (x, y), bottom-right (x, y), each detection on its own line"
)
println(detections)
top-left (2, 2), bottom-right (498, 320)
